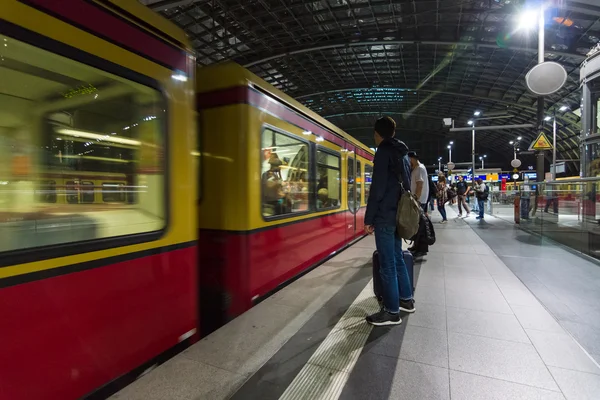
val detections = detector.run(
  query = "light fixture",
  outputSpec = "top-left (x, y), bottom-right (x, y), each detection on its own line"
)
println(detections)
top-left (474, 110), bottom-right (481, 116)
top-left (510, 141), bottom-right (514, 145)
top-left (468, 120), bottom-right (474, 125)
top-left (517, 136), bottom-right (522, 140)
top-left (438, 157), bottom-right (442, 160)
top-left (517, 9), bottom-right (539, 31)
top-left (447, 145), bottom-right (451, 149)
top-left (559, 105), bottom-right (568, 112)
top-left (449, 141), bottom-right (454, 145)
top-left (545, 116), bottom-right (552, 121)
top-left (56, 128), bottom-right (141, 146)
top-left (483, 155), bottom-right (487, 158)
top-left (316, 136), bottom-right (324, 142)
top-left (171, 72), bottom-right (188, 82)
top-left (302, 130), bottom-right (312, 135)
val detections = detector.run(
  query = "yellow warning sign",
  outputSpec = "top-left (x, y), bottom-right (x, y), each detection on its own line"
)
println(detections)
top-left (529, 131), bottom-right (553, 151)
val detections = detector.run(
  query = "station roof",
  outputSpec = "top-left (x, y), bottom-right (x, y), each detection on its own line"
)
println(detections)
top-left (143, 0), bottom-right (600, 172)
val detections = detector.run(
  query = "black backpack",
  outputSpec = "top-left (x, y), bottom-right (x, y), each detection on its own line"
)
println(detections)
top-left (481, 184), bottom-right (489, 201)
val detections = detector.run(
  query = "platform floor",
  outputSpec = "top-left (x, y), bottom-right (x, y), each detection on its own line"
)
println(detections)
top-left (111, 206), bottom-right (600, 400)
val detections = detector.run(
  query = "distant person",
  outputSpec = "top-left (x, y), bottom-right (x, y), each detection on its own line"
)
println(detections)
top-left (474, 178), bottom-right (488, 220)
top-left (456, 175), bottom-right (471, 217)
top-left (437, 174), bottom-right (448, 223)
top-left (408, 152), bottom-right (429, 213)
top-left (364, 116), bottom-right (415, 326)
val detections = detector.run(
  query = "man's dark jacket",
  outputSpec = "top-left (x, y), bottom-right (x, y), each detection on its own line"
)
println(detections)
top-left (364, 138), bottom-right (410, 228)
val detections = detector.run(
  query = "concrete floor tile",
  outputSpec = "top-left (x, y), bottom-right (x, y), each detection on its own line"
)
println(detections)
top-left (480, 255), bottom-right (515, 276)
top-left (443, 253), bottom-right (480, 267)
top-left (448, 332), bottom-right (559, 391)
top-left (447, 307), bottom-right (530, 343)
top-left (110, 357), bottom-right (247, 400)
top-left (416, 271), bottom-right (445, 288)
top-left (500, 287), bottom-right (542, 307)
top-left (341, 354), bottom-right (450, 400)
top-left (549, 366), bottom-right (600, 400)
top-left (444, 265), bottom-right (494, 280)
top-left (398, 325), bottom-right (449, 367)
top-left (368, 324), bottom-right (449, 368)
top-left (182, 302), bottom-right (306, 376)
top-left (430, 243), bottom-right (476, 254)
top-left (450, 370), bottom-right (565, 400)
top-left (446, 287), bottom-right (513, 315)
top-left (444, 276), bottom-right (498, 293)
top-left (525, 329), bottom-right (600, 375)
top-left (406, 302), bottom-right (447, 331)
top-left (560, 320), bottom-right (600, 356)
top-left (414, 284), bottom-right (446, 306)
top-left (511, 305), bottom-right (564, 333)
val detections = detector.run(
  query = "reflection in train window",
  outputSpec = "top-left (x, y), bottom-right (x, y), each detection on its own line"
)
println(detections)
top-left (81, 181), bottom-right (95, 203)
top-left (39, 180), bottom-right (57, 203)
top-left (316, 150), bottom-right (341, 210)
top-left (0, 34), bottom-right (166, 253)
top-left (102, 182), bottom-right (126, 203)
top-left (347, 157), bottom-right (357, 212)
top-left (365, 164), bottom-right (373, 202)
top-left (261, 128), bottom-right (311, 217)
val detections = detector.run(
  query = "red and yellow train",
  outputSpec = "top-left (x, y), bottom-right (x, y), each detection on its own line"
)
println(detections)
top-left (0, 1), bottom-right (374, 399)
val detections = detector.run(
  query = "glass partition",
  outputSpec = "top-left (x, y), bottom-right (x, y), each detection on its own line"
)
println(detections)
top-left (511, 178), bottom-right (600, 259)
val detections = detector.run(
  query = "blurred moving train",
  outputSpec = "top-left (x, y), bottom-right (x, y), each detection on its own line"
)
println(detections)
top-left (0, 1), bottom-right (373, 399)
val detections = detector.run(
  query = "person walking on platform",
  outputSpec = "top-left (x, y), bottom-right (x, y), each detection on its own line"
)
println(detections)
top-left (437, 175), bottom-right (449, 223)
top-left (456, 175), bottom-right (471, 217)
top-left (364, 116), bottom-right (416, 326)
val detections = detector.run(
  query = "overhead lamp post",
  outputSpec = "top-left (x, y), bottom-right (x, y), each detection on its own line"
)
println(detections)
top-left (509, 136), bottom-right (522, 159)
top-left (438, 157), bottom-right (442, 172)
top-left (479, 155), bottom-right (487, 169)
top-left (448, 141), bottom-right (453, 163)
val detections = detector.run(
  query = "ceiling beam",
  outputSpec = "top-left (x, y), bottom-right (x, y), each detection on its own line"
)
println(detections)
top-left (243, 39), bottom-right (586, 68)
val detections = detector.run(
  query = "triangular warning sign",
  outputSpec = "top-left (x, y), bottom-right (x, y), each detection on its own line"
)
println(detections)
top-left (529, 131), bottom-right (553, 151)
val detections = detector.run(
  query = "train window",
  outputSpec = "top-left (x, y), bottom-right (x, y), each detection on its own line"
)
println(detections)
top-left (102, 182), bottom-right (126, 203)
top-left (261, 128), bottom-right (310, 217)
top-left (0, 34), bottom-right (165, 254)
top-left (364, 164), bottom-right (373, 203)
top-left (38, 180), bottom-right (57, 203)
top-left (316, 150), bottom-right (341, 210)
top-left (66, 181), bottom-right (79, 204)
top-left (356, 160), bottom-right (362, 206)
top-left (347, 157), bottom-right (357, 212)
top-left (80, 181), bottom-right (95, 204)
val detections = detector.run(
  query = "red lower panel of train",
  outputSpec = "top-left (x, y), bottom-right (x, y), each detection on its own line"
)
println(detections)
top-left (0, 246), bottom-right (197, 400)
top-left (198, 209), bottom-right (365, 335)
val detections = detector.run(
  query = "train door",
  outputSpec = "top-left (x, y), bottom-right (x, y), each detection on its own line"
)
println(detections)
top-left (347, 152), bottom-right (359, 241)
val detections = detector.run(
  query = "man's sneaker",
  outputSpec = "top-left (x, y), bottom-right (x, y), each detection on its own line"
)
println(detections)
top-left (466, 213), bottom-right (470, 217)
top-left (400, 299), bottom-right (416, 313)
top-left (366, 309), bottom-right (402, 326)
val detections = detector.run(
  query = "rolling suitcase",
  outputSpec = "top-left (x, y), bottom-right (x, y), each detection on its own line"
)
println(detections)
top-left (372, 250), bottom-right (415, 304)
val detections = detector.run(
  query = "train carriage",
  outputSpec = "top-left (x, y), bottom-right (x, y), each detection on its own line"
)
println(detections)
top-left (0, 1), bottom-right (376, 398)
top-left (196, 62), bottom-right (374, 334)
top-left (0, 1), bottom-right (197, 399)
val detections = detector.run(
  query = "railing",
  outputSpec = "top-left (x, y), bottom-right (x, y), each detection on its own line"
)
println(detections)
top-left (503, 177), bottom-right (600, 259)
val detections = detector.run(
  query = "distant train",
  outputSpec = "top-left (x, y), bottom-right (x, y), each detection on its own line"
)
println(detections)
top-left (0, 1), bottom-right (373, 399)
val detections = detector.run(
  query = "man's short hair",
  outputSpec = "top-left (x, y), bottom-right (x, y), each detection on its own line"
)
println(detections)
top-left (407, 151), bottom-right (418, 160)
top-left (374, 116), bottom-right (396, 139)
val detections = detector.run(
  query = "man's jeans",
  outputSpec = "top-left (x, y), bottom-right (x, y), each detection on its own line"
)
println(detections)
top-left (478, 199), bottom-right (485, 218)
top-left (374, 225), bottom-right (413, 313)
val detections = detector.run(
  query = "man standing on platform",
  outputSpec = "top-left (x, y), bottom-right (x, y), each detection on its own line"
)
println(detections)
top-left (364, 116), bottom-right (416, 326)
